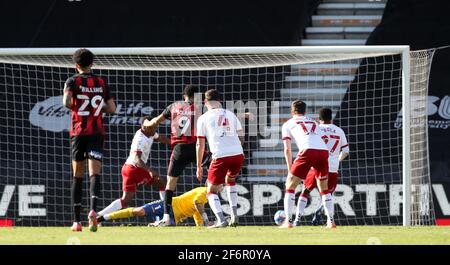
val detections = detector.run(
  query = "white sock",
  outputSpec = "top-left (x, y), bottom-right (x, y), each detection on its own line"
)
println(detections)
top-left (226, 185), bottom-right (238, 217)
top-left (294, 195), bottom-right (308, 221)
top-left (315, 204), bottom-right (323, 213)
top-left (159, 190), bottom-right (165, 201)
top-left (283, 189), bottom-right (295, 223)
top-left (321, 193), bottom-right (334, 223)
top-left (208, 193), bottom-right (225, 223)
top-left (98, 198), bottom-right (123, 217)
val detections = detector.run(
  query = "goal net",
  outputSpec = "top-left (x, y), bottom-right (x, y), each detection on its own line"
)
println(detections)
top-left (0, 46), bottom-right (435, 226)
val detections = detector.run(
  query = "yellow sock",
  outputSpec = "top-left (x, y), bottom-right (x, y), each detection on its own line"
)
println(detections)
top-left (108, 208), bottom-right (134, 220)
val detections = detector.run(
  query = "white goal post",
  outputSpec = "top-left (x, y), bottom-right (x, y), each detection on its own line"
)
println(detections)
top-left (401, 48), bottom-right (412, 226)
top-left (0, 46), bottom-right (435, 227)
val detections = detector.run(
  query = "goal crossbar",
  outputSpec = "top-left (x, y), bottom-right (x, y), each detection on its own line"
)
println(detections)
top-left (0, 46), bottom-right (410, 56)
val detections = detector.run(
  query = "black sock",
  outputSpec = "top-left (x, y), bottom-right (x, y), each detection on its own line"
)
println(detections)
top-left (71, 177), bottom-right (83, 223)
top-left (90, 175), bottom-right (101, 212)
top-left (97, 216), bottom-right (105, 223)
top-left (164, 190), bottom-right (174, 215)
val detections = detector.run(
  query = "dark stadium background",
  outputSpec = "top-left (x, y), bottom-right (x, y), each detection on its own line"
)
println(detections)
top-left (0, 0), bottom-right (449, 225)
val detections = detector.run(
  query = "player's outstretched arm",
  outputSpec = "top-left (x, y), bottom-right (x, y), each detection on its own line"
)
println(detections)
top-left (149, 113), bottom-right (166, 127)
top-left (237, 112), bottom-right (255, 121)
top-left (155, 134), bottom-right (171, 145)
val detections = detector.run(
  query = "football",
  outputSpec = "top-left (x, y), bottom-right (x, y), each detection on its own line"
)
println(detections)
top-left (273, 210), bottom-right (286, 226)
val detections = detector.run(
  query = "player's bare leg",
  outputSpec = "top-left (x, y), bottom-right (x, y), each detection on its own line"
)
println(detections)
top-left (148, 169), bottom-right (166, 200)
top-left (97, 191), bottom-right (134, 224)
top-left (281, 173), bottom-right (301, 228)
top-left (121, 192), bottom-right (135, 206)
top-left (87, 159), bottom-right (102, 232)
top-left (226, 175), bottom-right (238, 227)
top-left (71, 160), bottom-right (85, 232)
top-left (207, 183), bottom-right (228, 228)
top-left (317, 179), bottom-right (335, 228)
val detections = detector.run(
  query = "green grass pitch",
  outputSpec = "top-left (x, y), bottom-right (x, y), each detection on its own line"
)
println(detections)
top-left (1, 226), bottom-right (449, 245)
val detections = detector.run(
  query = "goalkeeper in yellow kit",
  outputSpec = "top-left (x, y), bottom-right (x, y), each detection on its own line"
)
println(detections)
top-left (96, 186), bottom-right (213, 226)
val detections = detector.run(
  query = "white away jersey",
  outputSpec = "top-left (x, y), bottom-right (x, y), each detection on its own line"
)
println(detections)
top-left (318, 124), bottom-right (349, 173)
top-left (196, 108), bottom-right (244, 159)
top-left (125, 129), bottom-right (159, 166)
top-left (282, 116), bottom-right (328, 154)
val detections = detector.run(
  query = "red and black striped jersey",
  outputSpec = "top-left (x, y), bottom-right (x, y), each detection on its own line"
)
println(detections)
top-left (162, 100), bottom-right (199, 148)
top-left (65, 73), bottom-right (111, 137)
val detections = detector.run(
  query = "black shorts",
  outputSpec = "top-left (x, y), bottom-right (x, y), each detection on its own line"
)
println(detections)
top-left (71, 134), bottom-right (104, 161)
top-left (167, 143), bottom-right (196, 177)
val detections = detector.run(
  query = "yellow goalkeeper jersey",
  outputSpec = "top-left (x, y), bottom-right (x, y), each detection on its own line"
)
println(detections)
top-left (172, 187), bottom-right (208, 226)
